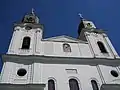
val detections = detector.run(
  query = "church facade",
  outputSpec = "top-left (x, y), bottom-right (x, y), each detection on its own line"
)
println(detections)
top-left (0, 10), bottom-right (120, 90)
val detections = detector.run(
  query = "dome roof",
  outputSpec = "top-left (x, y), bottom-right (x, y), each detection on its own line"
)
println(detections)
top-left (22, 9), bottom-right (39, 24)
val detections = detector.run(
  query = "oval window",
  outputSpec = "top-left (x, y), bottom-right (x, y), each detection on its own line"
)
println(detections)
top-left (17, 68), bottom-right (27, 76)
top-left (111, 70), bottom-right (119, 77)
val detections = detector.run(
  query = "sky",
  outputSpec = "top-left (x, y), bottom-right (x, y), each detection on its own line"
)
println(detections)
top-left (0, 0), bottom-right (120, 71)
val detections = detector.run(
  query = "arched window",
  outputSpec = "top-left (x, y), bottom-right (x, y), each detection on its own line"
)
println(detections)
top-left (22, 37), bottom-right (31, 49)
top-left (69, 79), bottom-right (79, 90)
top-left (97, 41), bottom-right (107, 53)
top-left (63, 43), bottom-right (71, 52)
top-left (91, 80), bottom-right (99, 90)
top-left (48, 79), bottom-right (55, 90)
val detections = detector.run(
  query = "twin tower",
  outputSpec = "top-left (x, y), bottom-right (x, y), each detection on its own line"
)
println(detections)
top-left (0, 10), bottom-right (120, 90)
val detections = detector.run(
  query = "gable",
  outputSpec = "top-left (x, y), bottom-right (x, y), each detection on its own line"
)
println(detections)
top-left (43, 35), bottom-right (87, 43)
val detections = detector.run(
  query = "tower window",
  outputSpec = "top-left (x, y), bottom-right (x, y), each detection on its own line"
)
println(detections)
top-left (48, 79), bottom-right (55, 90)
top-left (63, 43), bottom-right (71, 52)
top-left (91, 80), bottom-right (99, 90)
top-left (87, 23), bottom-right (91, 26)
top-left (86, 23), bottom-right (92, 28)
top-left (22, 37), bottom-right (31, 49)
top-left (97, 41), bottom-right (107, 53)
top-left (69, 79), bottom-right (79, 90)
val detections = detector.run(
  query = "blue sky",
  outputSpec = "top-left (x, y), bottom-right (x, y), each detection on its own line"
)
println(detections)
top-left (0, 0), bottom-right (120, 71)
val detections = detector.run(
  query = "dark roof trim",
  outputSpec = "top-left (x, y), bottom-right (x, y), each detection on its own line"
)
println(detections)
top-left (83, 28), bottom-right (106, 34)
top-left (0, 83), bottom-right (45, 89)
top-left (41, 39), bottom-right (88, 44)
top-left (2, 54), bottom-right (120, 66)
top-left (101, 84), bottom-right (120, 90)
top-left (14, 23), bottom-right (44, 30)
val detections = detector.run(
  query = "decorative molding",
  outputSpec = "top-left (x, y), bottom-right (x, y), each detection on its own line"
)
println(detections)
top-left (96, 65), bottom-right (106, 84)
top-left (85, 34), bottom-right (90, 36)
top-left (102, 33), bottom-right (107, 37)
top-left (66, 69), bottom-right (77, 74)
top-left (14, 29), bottom-right (20, 31)
top-left (36, 30), bottom-right (40, 33)
top-left (95, 54), bottom-right (99, 56)
top-left (14, 23), bottom-right (44, 30)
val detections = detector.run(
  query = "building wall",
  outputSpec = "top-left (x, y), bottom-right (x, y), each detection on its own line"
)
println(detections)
top-left (8, 34), bottom-right (94, 58)
top-left (41, 41), bottom-right (93, 58)
top-left (7, 26), bottom-right (119, 59)
top-left (85, 32), bottom-right (119, 59)
top-left (41, 64), bottom-right (102, 90)
top-left (0, 62), bottom-right (32, 84)
top-left (1, 61), bottom-right (120, 90)
top-left (7, 26), bottom-right (43, 55)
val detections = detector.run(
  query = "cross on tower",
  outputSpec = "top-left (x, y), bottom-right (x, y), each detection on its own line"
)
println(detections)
top-left (32, 8), bottom-right (35, 15)
top-left (78, 13), bottom-right (84, 20)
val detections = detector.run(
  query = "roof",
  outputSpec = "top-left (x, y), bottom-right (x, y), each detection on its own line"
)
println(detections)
top-left (43, 35), bottom-right (87, 43)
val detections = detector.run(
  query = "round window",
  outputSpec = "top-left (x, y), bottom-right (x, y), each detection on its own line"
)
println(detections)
top-left (87, 23), bottom-right (91, 26)
top-left (17, 68), bottom-right (27, 76)
top-left (87, 23), bottom-right (92, 27)
top-left (110, 70), bottom-right (119, 77)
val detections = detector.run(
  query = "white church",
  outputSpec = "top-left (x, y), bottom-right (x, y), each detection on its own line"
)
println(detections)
top-left (0, 10), bottom-right (120, 90)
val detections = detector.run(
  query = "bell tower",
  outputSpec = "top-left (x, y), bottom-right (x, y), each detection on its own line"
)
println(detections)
top-left (77, 14), bottom-right (119, 58)
top-left (7, 9), bottom-right (44, 55)
top-left (0, 10), bottom-right (45, 90)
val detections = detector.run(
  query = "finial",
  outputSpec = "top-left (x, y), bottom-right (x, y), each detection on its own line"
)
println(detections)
top-left (78, 13), bottom-right (84, 20)
top-left (32, 8), bottom-right (35, 15)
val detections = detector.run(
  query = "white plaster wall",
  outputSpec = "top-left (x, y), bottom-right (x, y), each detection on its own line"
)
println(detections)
top-left (104, 35), bottom-right (119, 58)
top-left (36, 64), bottom-right (103, 90)
top-left (18, 29), bottom-right (35, 55)
top-left (43, 42), bottom-right (54, 55)
top-left (7, 26), bottom-right (119, 59)
top-left (0, 62), bottom-right (14, 83)
top-left (53, 42), bottom-right (81, 57)
top-left (85, 32), bottom-right (116, 58)
top-left (98, 65), bottom-right (120, 84)
top-left (0, 62), bottom-right (32, 84)
top-left (7, 26), bottom-right (23, 54)
top-left (40, 41), bottom-right (93, 58)
top-left (1, 61), bottom-right (120, 89)
top-left (32, 63), bottom-right (120, 90)
top-left (32, 63), bottom-right (42, 84)
top-left (85, 32), bottom-right (101, 57)
top-left (78, 43), bottom-right (93, 57)
top-left (7, 26), bottom-right (94, 58)
top-left (7, 26), bottom-right (43, 55)
top-left (35, 28), bottom-right (43, 54)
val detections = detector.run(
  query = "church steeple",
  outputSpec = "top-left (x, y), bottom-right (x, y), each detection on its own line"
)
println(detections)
top-left (22, 8), bottom-right (39, 24)
top-left (7, 9), bottom-right (43, 55)
top-left (77, 14), bottom-right (119, 58)
top-left (77, 14), bottom-right (96, 38)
